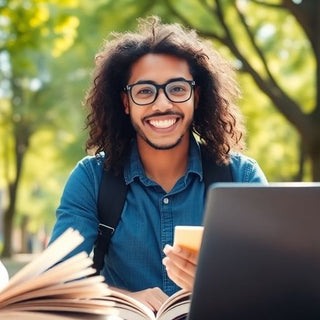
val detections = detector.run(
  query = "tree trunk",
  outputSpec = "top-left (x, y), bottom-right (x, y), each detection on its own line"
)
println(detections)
top-left (1, 124), bottom-right (30, 258)
top-left (2, 184), bottom-right (17, 257)
top-left (293, 141), bottom-right (305, 182)
top-left (310, 149), bottom-right (320, 182)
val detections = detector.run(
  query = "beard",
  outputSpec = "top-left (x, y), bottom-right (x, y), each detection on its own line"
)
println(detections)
top-left (130, 112), bottom-right (193, 150)
top-left (143, 135), bottom-right (184, 150)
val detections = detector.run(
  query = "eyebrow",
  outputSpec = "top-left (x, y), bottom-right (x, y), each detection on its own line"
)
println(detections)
top-left (133, 77), bottom-right (190, 85)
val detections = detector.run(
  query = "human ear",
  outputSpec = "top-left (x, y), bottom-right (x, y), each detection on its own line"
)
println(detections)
top-left (121, 93), bottom-right (130, 114)
top-left (194, 86), bottom-right (200, 109)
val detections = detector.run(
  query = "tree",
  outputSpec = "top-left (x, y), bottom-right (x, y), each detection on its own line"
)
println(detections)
top-left (0, 0), bottom-right (154, 257)
top-left (162, 0), bottom-right (320, 181)
top-left (0, 0), bottom-right (82, 257)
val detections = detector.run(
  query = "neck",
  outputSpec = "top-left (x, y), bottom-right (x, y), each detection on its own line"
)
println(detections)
top-left (137, 134), bottom-right (190, 192)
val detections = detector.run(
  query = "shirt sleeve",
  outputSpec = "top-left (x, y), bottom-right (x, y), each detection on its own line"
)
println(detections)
top-left (230, 154), bottom-right (268, 183)
top-left (48, 156), bottom-right (103, 257)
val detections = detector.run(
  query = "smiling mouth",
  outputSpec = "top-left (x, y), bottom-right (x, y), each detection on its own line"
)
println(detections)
top-left (148, 118), bottom-right (178, 129)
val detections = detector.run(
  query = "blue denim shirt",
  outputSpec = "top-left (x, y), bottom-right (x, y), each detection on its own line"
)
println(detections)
top-left (49, 136), bottom-right (267, 296)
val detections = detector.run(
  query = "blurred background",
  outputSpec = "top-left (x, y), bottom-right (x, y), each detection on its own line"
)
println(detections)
top-left (0, 0), bottom-right (319, 260)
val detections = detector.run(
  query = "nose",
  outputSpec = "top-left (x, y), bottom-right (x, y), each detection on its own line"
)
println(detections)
top-left (152, 89), bottom-right (173, 112)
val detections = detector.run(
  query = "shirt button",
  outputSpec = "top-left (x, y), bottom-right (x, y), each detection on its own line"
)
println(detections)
top-left (163, 197), bottom-right (169, 204)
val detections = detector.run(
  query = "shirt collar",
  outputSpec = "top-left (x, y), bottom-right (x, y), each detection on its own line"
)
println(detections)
top-left (124, 135), bottom-right (203, 184)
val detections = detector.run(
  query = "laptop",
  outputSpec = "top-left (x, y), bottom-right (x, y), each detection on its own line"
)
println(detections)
top-left (188, 183), bottom-right (320, 320)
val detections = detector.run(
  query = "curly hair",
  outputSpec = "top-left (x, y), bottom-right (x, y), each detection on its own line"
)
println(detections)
top-left (85, 16), bottom-right (245, 172)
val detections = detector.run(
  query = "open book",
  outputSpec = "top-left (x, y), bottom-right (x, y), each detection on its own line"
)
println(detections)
top-left (105, 288), bottom-right (190, 320)
top-left (101, 225), bottom-right (203, 320)
top-left (0, 227), bottom-right (195, 320)
top-left (0, 228), bottom-right (117, 320)
top-left (100, 225), bottom-right (202, 320)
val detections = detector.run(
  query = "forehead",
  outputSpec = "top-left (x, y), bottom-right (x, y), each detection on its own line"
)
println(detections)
top-left (128, 53), bottom-right (192, 84)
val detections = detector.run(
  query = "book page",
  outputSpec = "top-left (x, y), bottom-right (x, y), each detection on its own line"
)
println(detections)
top-left (4, 228), bottom-right (84, 290)
top-left (0, 228), bottom-right (117, 319)
top-left (0, 310), bottom-right (120, 320)
top-left (0, 260), bottom-right (9, 290)
top-left (157, 300), bottom-right (190, 320)
top-left (156, 290), bottom-right (190, 319)
top-left (101, 290), bottom-right (156, 320)
top-left (0, 252), bottom-right (96, 304)
top-left (102, 289), bottom-right (191, 320)
top-left (3, 298), bottom-right (114, 314)
top-left (1, 275), bottom-right (110, 307)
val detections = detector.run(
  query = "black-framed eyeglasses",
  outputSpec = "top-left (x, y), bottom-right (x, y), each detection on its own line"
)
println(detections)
top-left (124, 78), bottom-right (196, 106)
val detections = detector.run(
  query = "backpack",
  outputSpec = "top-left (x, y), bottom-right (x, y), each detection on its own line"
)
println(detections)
top-left (92, 145), bottom-right (233, 274)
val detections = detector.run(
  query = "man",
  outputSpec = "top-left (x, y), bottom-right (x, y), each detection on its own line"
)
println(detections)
top-left (49, 16), bottom-right (267, 311)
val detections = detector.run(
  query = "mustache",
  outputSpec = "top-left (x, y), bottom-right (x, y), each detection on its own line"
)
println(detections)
top-left (142, 111), bottom-right (184, 122)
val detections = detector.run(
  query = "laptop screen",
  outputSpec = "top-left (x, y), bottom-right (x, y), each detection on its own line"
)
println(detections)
top-left (188, 183), bottom-right (320, 320)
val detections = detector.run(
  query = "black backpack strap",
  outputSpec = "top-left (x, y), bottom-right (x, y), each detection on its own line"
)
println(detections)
top-left (92, 168), bottom-right (127, 274)
top-left (200, 144), bottom-right (233, 191)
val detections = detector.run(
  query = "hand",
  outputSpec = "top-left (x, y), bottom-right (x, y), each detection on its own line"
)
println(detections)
top-left (110, 286), bottom-right (169, 312)
top-left (162, 244), bottom-right (199, 291)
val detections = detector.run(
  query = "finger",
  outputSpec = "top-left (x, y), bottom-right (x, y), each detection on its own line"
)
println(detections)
top-left (172, 245), bottom-right (199, 264)
top-left (163, 257), bottom-right (196, 290)
top-left (163, 257), bottom-right (194, 291)
top-left (163, 249), bottom-right (197, 278)
top-left (163, 255), bottom-right (196, 279)
top-left (164, 244), bottom-right (199, 265)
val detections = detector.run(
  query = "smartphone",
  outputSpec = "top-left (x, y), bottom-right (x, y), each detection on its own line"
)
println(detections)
top-left (174, 226), bottom-right (204, 252)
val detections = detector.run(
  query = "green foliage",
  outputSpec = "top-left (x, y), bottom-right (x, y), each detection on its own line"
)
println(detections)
top-left (242, 1), bottom-right (316, 113)
top-left (0, 0), bottom-right (89, 241)
top-left (240, 74), bottom-right (300, 181)
top-left (154, 0), bottom-right (317, 181)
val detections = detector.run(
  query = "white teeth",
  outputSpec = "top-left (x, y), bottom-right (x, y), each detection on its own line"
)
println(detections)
top-left (149, 119), bottom-right (176, 128)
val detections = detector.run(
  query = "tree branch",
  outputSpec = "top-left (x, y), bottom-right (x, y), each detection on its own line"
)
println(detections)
top-left (215, 0), bottom-right (235, 43)
top-left (216, 0), bottom-right (310, 132)
top-left (163, 0), bottom-right (311, 134)
top-left (282, 0), bottom-right (320, 115)
top-left (249, 0), bottom-right (285, 9)
top-left (234, 1), bottom-right (279, 89)
top-left (163, 0), bottom-right (225, 43)
top-left (199, 0), bottom-right (217, 16)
